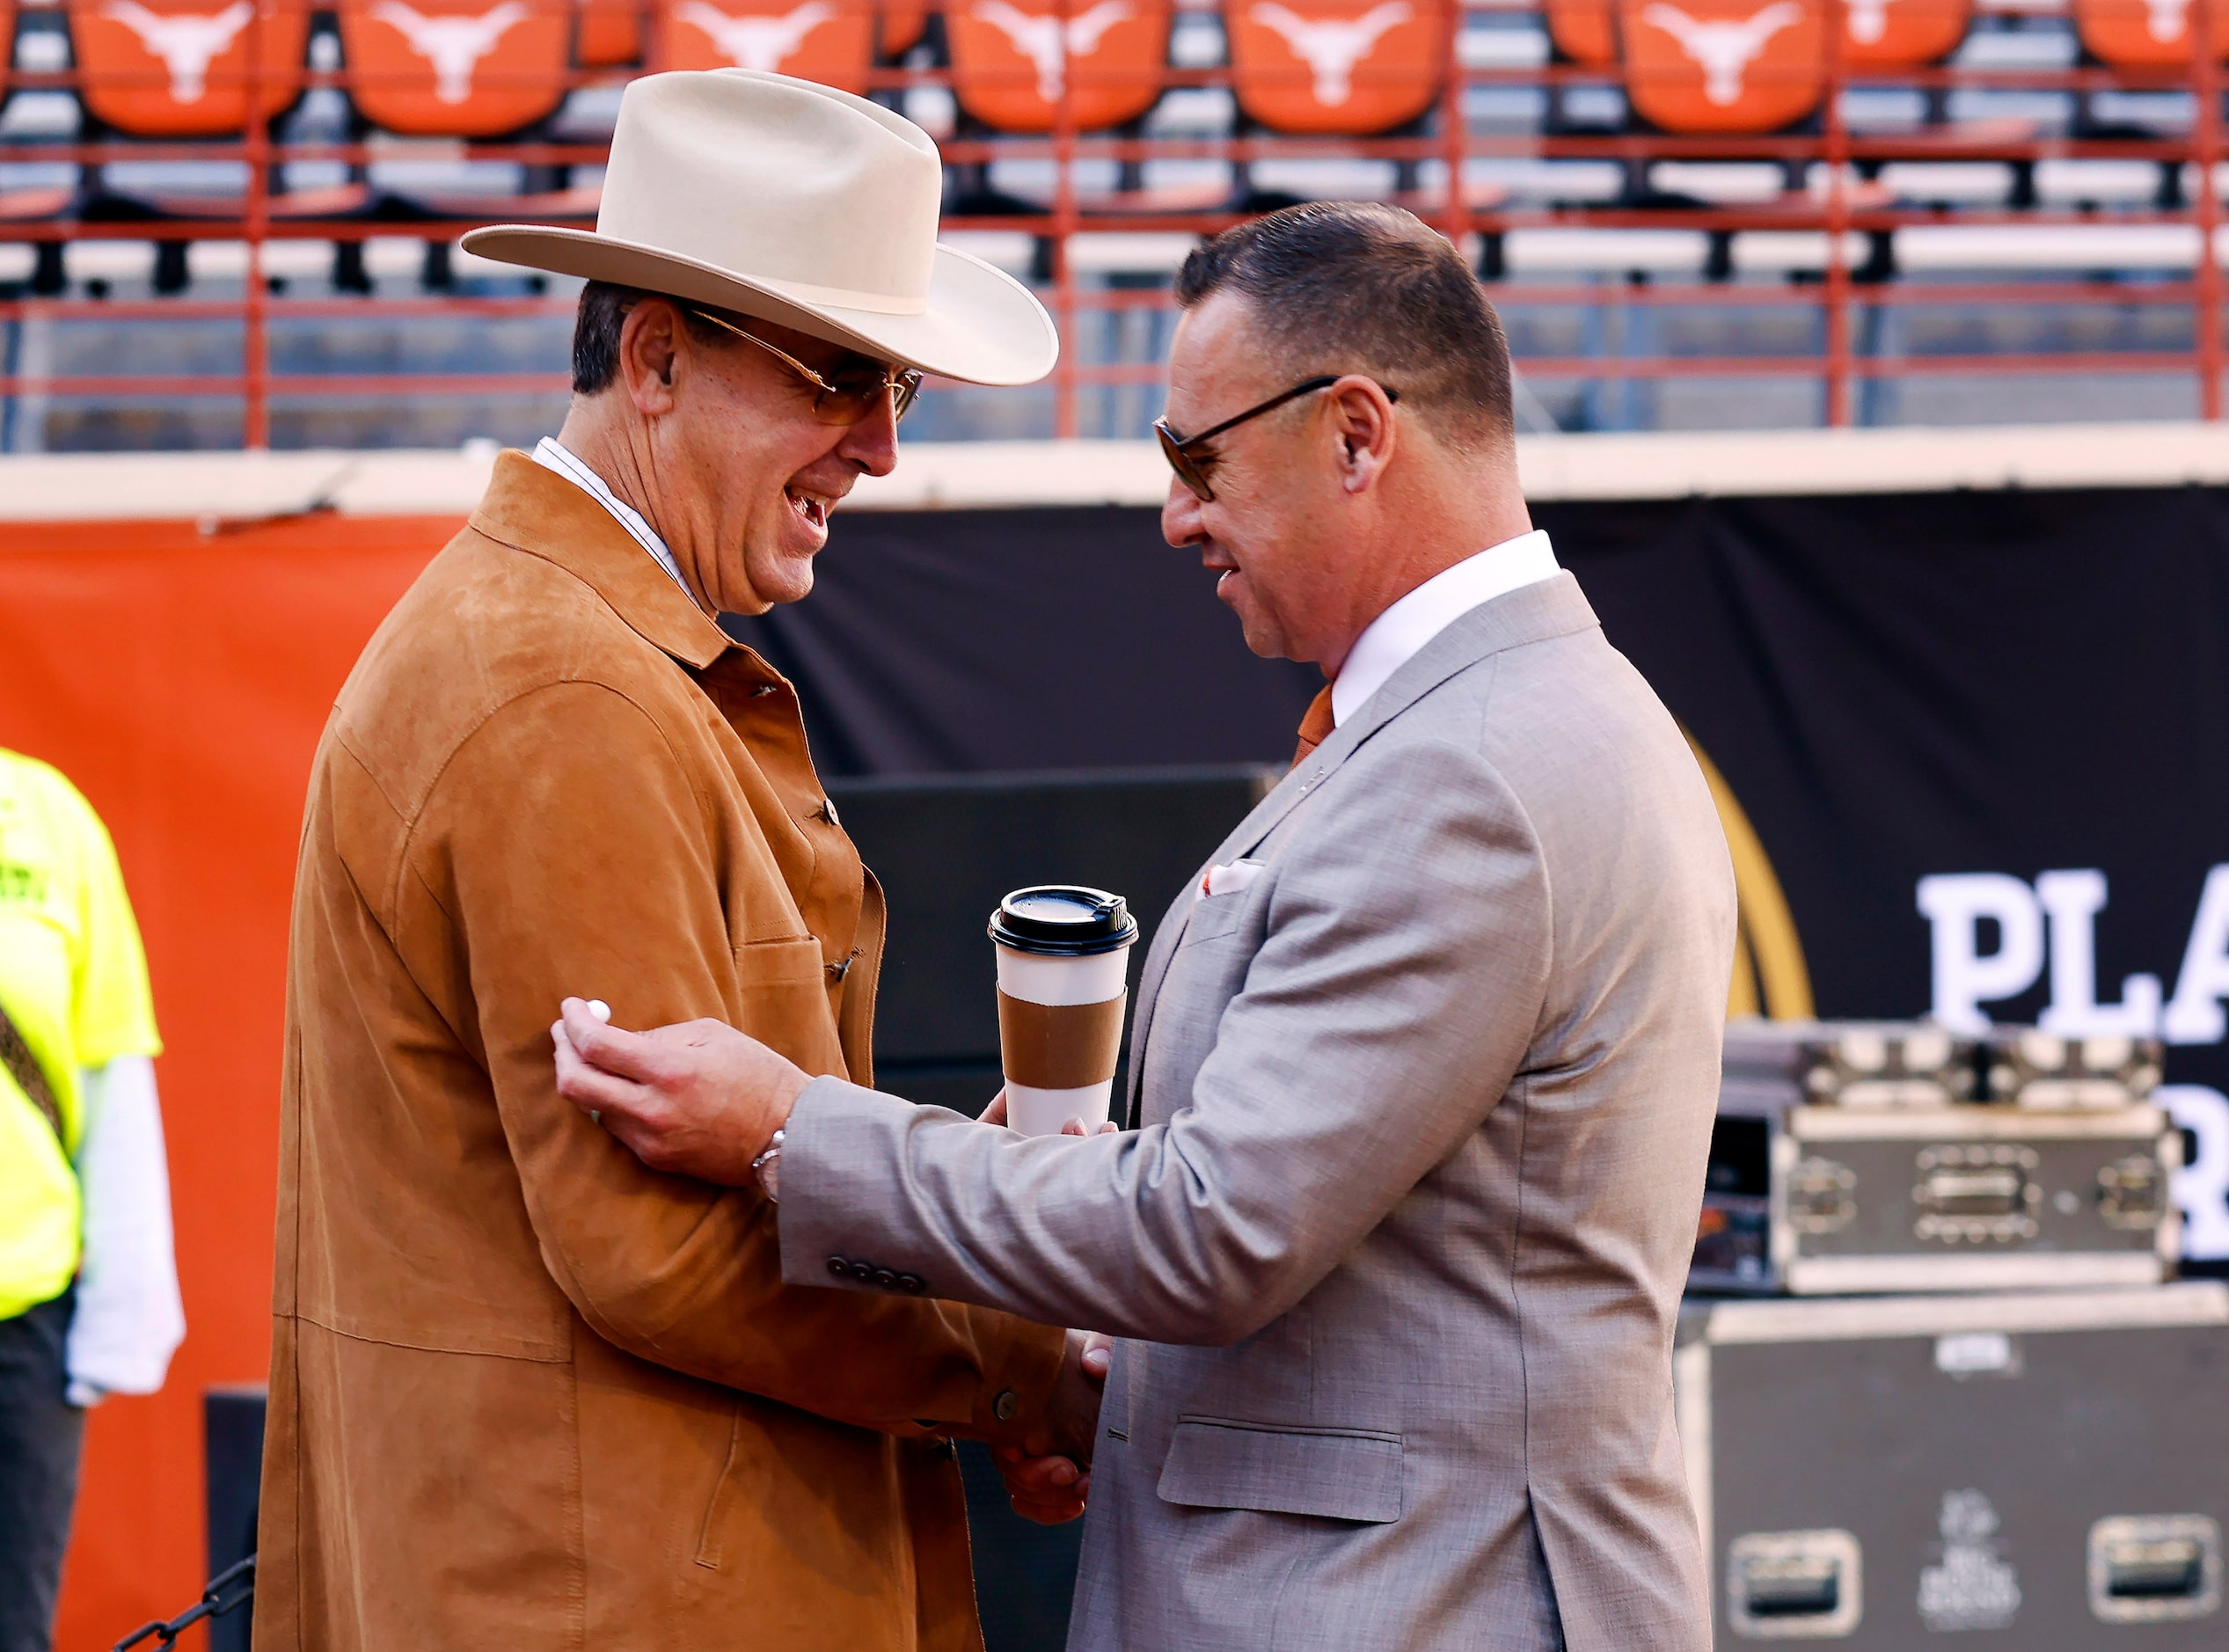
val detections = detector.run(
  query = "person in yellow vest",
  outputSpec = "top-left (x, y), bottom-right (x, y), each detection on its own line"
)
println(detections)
top-left (0, 748), bottom-right (182, 1652)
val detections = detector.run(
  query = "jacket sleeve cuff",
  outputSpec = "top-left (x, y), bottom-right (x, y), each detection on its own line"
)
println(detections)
top-left (965, 1310), bottom-right (1069, 1446)
top-left (776, 1074), bottom-right (922, 1294)
top-left (777, 1074), bottom-right (1068, 1443)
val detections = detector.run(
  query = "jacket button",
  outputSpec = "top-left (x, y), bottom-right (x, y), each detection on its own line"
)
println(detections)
top-left (850, 1261), bottom-right (875, 1283)
top-left (897, 1274), bottom-right (924, 1294)
top-left (993, 1390), bottom-right (1019, 1422)
top-left (873, 1269), bottom-right (898, 1290)
top-left (826, 1256), bottom-right (849, 1278)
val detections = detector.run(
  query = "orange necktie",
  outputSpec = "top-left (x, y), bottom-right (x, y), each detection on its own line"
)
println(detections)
top-left (1291, 686), bottom-right (1334, 770)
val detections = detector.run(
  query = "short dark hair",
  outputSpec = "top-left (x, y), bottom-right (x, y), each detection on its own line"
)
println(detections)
top-left (571, 281), bottom-right (729, 394)
top-left (1173, 202), bottom-right (1513, 445)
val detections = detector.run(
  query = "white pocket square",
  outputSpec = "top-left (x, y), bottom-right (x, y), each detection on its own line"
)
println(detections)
top-left (1201, 858), bottom-right (1266, 898)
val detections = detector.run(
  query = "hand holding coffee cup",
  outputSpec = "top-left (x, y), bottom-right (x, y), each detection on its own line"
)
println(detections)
top-left (980, 1090), bottom-right (1122, 1136)
top-left (990, 887), bottom-right (1138, 1137)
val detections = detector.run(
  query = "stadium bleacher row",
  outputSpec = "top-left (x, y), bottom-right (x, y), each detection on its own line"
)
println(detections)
top-left (5, 0), bottom-right (2229, 208)
top-left (12, 0), bottom-right (2229, 137)
top-left (5, 0), bottom-right (2229, 444)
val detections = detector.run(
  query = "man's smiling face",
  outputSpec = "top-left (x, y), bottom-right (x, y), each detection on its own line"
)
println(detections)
top-left (1158, 293), bottom-right (1354, 665)
top-left (658, 309), bottom-right (902, 615)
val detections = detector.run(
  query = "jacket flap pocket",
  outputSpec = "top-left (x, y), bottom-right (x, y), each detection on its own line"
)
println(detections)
top-left (736, 934), bottom-right (827, 984)
top-left (1156, 1418), bottom-right (1402, 1524)
top-left (734, 936), bottom-right (844, 1076)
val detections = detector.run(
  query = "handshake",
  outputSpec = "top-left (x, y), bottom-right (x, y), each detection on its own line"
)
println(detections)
top-left (979, 1091), bottom-right (1122, 1525)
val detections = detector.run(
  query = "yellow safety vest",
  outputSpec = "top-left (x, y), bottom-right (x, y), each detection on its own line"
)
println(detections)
top-left (0, 749), bottom-right (161, 1320)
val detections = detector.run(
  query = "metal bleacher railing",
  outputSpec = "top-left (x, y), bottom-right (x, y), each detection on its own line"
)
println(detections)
top-left (4, 0), bottom-right (2229, 447)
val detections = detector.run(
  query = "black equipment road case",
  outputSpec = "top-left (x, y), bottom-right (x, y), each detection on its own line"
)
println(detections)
top-left (1675, 1283), bottom-right (2229, 1646)
top-left (1695, 1086), bottom-right (2180, 1296)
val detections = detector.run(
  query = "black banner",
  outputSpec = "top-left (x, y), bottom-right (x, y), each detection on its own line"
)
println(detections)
top-left (731, 486), bottom-right (2229, 1261)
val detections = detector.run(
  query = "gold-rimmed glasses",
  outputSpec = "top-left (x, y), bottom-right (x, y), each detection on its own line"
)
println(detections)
top-left (688, 308), bottom-right (924, 425)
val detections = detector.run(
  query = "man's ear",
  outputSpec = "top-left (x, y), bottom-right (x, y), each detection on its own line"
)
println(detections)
top-left (618, 299), bottom-right (684, 418)
top-left (1327, 375), bottom-right (1397, 496)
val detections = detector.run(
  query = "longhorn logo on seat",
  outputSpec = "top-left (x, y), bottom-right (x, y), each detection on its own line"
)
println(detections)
top-left (369, 1), bottom-right (532, 103)
top-left (2143, 0), bottom-right (2190, 40)
top-left (1246, 2), bottom-right (1412, 106)
top-left (674, 2), bottom-right (838, 70)
top-left (1845, 0), bottom-right (1890, 41)
top-left (970, 0), bottom-right (1136, 101)
top-left (1639, 1), bottom-right (1804, 105)
top-left (101, 0), bottom-right (254, 103)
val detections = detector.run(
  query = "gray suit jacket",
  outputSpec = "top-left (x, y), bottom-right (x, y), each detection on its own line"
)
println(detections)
top-left (779, 573), bottom-right (1736, 1651)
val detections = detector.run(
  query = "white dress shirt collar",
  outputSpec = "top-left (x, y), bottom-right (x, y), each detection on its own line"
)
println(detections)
top-left (1329, 530), bottom-right (1560, 727)
top-left (531, 436), bottom-right (698, 603)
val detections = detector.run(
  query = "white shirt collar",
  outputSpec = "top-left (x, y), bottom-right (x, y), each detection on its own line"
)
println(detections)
top-left (1328, 529), bottom-right (1560, 727)
top-left (531, 436), bottom-right (698, 603)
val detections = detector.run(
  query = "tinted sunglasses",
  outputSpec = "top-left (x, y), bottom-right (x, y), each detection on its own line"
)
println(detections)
top-left (689, 308), bottom-right (924, 425)
top-left (1155, 376), bottom-right (1399, 501)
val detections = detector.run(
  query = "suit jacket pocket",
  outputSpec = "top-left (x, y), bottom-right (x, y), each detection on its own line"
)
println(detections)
top-left (1156, 1417), bottom-right (1403, 1524)
top-left (1177, 891), bottom-right (1251, 949)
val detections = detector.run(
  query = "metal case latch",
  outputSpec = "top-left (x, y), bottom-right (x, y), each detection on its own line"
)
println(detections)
top-left (1912, 1144), bottom-right (2041, 1243)
top-left (1787, 1156), bottom-right (1856, 1235)
top-left (2096, 1153), bottom-right (2167, 1230)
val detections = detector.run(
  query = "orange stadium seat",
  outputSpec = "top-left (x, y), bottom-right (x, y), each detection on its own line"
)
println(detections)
top-left (660, 0), bottom-right (873, 93)
top-left (1617, 0), bottom-right (1823, 133)
top-left (1224, 0), bottom-right (1446, 135)
top-left (1546, 0), bottom-right (1615, 62)
top-left (880, 0), bottom-right (926, 55)
top-left (1842, 0), bottom-right (1967, 64)
top-left (2074, 0), bottom-right (2229, 65)
top-left (338, 0), bottom-right (571, 135)
top-left (946, 0), bottom-right (1171, 132)
top-left (69, 0), bottom-right (310, 136)
top-left (577, 0), bottom-right (643, 62)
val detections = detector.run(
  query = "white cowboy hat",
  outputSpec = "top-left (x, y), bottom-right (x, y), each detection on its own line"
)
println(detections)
top-left (462, 69), bottom-right (1057, 386)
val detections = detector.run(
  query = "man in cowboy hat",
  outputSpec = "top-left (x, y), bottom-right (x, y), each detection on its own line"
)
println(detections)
top-left (255, 69), bottom-right (1093, 1651)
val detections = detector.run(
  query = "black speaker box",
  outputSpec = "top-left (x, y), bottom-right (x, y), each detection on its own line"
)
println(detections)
top-left (203, 1385), bottom-right (265, 1652)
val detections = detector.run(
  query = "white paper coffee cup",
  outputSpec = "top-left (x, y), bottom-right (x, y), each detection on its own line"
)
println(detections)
top-left (989, 887), bottom-right (1138, 1137)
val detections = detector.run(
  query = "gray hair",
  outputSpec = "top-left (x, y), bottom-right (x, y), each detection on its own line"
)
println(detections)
top-left (570, 281), bottom-right (731, 394)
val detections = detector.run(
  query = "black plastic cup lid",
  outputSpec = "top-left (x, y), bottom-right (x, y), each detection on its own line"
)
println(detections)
top-left (989, 886), bottom-right (1139, 957)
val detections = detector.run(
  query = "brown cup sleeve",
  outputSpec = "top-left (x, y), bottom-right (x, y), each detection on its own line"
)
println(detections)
top-left (998, 990), bottom-right (1127, 1090)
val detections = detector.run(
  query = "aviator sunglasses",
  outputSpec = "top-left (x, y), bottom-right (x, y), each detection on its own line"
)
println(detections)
top-left (1156, 376), bottom-right (1400, 502)
top-left (688, 308), bottom-right (924, 425)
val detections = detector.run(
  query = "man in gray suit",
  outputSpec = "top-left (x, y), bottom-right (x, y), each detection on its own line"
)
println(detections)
top-left (552, 202), bottom-right (1736, 1651)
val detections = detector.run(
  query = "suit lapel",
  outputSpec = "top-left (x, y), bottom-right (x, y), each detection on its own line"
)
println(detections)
top-left (1124, 766), bottom-right (1289, 1125)
top-left (1223, 573), bottom-right (1599, 862)
top-left (1122, 574), bottom-right (1600, 1130)
top-left (1122, 884), bottom-right (1193, 1128)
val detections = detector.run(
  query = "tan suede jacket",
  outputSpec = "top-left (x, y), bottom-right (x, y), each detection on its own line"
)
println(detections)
top-left (256, 453), bottom-right (1064, 1652)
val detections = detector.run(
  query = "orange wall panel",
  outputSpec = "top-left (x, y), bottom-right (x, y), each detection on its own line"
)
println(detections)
top-left (0, 512), bottom-right (458, 1652)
